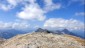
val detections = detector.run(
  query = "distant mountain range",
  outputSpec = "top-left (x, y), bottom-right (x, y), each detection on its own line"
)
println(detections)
top-left (0, 29), bottom-right (28, 39)
top-left (0, 28), bottom-right (84, 39)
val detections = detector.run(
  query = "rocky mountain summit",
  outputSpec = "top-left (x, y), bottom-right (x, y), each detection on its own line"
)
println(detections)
top-left (0, 31), bottom-right (85, 48)
top-left (35, 28), bottom-right (51, 33)
top-left (35, 28), bottom-right (85, 39)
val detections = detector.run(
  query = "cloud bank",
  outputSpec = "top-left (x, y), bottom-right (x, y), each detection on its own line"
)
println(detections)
top-left (44, 18), bottom-right (84, 31)
top-left (0, 21), bottom-right (30, 30)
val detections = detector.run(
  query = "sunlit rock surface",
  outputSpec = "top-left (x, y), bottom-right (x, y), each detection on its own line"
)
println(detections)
top-left (0, 32), bottom-right (85, 48)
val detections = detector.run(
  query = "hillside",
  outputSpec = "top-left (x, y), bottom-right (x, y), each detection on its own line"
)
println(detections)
top-left (0, 37), bottom-right (5, 45)
top-left (0, 29), bottom-right (27, 39)
top-left (0, 32), bottom-right (85, 48)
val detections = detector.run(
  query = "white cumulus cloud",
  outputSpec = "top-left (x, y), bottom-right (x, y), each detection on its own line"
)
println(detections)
top-left (0, 4), bottom-right (12, 11)
top-left (44, 0), bottom-right (62, 12)
top-left (0, 0), bottom-right (62, 21)
top-left (0, 0), bottom-right (34, 11)
top-left (68, 0), bottom-right (85, 6)
top-left (17, 0), bottom-right (62, 21)
top-left (75, 12), bottom-right (85, 16)
top-left (0, 0), bottom-right (19, 11)
top-left (17, 4), bottom-right (46, 21)
top-left (0, 21), bottom-right (30, 30)
top-left (44, 18), bottom-right (84, 30)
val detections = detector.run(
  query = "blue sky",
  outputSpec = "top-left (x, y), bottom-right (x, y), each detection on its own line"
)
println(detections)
top-left (0, 0), bottom-right (84, 31)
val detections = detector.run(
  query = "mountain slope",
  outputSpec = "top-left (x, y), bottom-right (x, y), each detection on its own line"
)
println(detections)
top-left (0, 37), bottom-right (5, 45)
top-left (0, 32), bottom-right (84, 48)
top-left (0, 29), bottom-right (27, 39)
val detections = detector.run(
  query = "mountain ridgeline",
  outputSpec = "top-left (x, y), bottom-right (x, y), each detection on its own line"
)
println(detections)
top-left (0, 28), bottom-right (84, 39)
top-left (35, 28), bottom-right (85, 39)
top-left (0, 29), bottom-right (28, 39)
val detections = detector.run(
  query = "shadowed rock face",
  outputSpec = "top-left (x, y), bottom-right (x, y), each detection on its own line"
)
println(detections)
top-left (35, 28), bottom-right (51, 33)
top-left (0, 32), bottom-right (84, 48)
top-left (62, 29), bottom-right (72, 34)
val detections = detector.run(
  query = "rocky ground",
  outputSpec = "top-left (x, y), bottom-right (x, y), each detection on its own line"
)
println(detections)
top-left (0, 37), bottom-right (5, 44)
top-left (0, 32), bottom-right (85, 48)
